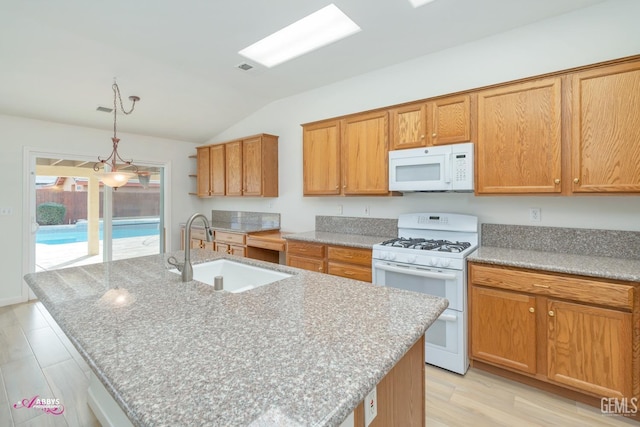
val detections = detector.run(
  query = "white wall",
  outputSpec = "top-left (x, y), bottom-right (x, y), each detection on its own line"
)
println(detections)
top-left (0, 114), bottom-right (199, 305)
top-left (203, 0), bottom-right (640, 234)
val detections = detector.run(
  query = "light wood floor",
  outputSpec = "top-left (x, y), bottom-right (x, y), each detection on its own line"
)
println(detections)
top-left (1, 301), bottom-right (638, 426)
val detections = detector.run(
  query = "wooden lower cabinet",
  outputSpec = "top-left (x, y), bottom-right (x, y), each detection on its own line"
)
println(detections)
top-left (354, 336), bottom-right (425, 427)
top-left (469, 263), bottom-right (638, 406)
top-left (214, 231), bottom-right (247, 257)
top-left (286, 241), bottom-right (326, 273)
top-left (286, 240), bottom-right (372, 282)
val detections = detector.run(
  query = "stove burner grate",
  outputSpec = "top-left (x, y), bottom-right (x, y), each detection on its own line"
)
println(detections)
top-left (380, 238), bottom-right (472, 252)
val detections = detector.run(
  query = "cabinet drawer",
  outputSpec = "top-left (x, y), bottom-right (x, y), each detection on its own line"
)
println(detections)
top-left (286, 241), bottom-right (325, 258)
top-left (246, 235), bottom-right (285, 252)
top-left (328, 262), bottom-right (371, 282)
top-left (469, 264), bottom-right (635, 310)
top-left (327, 246), bottom-right (372, 267)
top-left (190, 228), bottom-right (209, 241)
top-left (287, 255), bottom-right (325, 273)
top-left (214, 231), bottom-right (246, 245)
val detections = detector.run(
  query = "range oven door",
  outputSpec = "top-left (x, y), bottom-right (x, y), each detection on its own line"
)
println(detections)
top-left (372, 261), bottom-right (463, 310)
top-left (372, 260), bottom-right (468, 374)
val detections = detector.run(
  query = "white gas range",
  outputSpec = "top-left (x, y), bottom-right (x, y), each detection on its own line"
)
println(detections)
top-left (371, 213), bottom-right (478, 374)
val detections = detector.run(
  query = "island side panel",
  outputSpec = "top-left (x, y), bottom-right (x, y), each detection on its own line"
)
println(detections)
top-left (354, 335), bottom-right (425, 426)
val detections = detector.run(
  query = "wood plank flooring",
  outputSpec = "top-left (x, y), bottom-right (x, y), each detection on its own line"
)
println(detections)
top-left (0, 301), bottom-right (638, 426)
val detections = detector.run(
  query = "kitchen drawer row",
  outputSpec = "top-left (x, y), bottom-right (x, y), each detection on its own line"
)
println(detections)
top-left (286, 240), bottom-right (372, 283)
top-left (302, 55), bottom-right (640, 196)
top-left (180, 228), bottom-right (283, 264)
top-left (468, 262), bottom-right (639, 418)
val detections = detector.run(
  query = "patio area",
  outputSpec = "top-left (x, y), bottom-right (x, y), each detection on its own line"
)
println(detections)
top-left (36, 234), bottom-right (161, 271)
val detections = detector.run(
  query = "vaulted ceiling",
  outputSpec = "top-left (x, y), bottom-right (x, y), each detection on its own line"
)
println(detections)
top-left (0, 0), bottom-right (606, 143)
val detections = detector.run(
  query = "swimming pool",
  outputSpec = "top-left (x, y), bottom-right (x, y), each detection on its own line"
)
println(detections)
top-left (36, 218), bottom-right (160, 245)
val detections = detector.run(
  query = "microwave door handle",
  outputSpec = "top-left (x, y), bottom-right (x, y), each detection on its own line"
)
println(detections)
top-left (444, 153), bottom-right (452, 183)
top-left (374, 262), bottom-right (457, 280)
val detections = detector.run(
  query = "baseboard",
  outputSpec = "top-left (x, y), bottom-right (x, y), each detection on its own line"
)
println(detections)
top-left (0, 295), bottom-right (26, 308)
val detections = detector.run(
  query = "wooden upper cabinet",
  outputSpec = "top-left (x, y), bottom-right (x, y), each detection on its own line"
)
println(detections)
top-left (389, 103), bottom-right (427, 150)
top-left (570, 61), bottom-right (640, 193)
top-left (476, 77), bottom-right (562, 194)
top-left (342, 111), bottom-right (389, 195)
top-left (430, 95), bottom-right (472, 146)
top-left (242, 134), bottom-right (278, 197)
top-left (243, 136), bottom-right (262, 196)
top-left (303, 120), bottom-right (341, 195)
top-left (209, 144), bottom-right (225, 196)
top-left (225, 140), bottom-right (243, 196)
top-left (389, 94), bottom-right (472, 150)
top-left (196, 146), bottom-right (212, 197)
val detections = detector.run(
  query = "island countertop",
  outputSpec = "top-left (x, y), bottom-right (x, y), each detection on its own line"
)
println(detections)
top-left (24, 251), bottom-right (447, 426)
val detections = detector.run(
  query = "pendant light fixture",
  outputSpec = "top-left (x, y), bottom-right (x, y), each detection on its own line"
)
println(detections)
top-left (94, 81), bottom-right (140, 188)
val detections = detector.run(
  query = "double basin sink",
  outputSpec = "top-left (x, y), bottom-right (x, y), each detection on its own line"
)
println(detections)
top-left (170, 259), bottom-right (291, 293)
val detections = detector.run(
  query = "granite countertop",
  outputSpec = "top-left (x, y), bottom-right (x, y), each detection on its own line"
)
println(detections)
top-left (469, 246), bottom-right (640, 282)
top-left (284, 231), bottom-right (391, 249)
top-left (24, 251), bottom-right (446, 427)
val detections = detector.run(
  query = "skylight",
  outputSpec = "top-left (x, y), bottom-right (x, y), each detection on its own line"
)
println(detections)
top-left (238, 4), bottom-right (361, 68)
top-left (408, 0), bottom-right (437, 8)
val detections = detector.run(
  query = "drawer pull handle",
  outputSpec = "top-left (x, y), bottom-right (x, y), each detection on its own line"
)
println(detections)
top-left (533, 283), bottom-right (550, 289)
top-left (554, 179), bottom-right (560, 184)
top-left (548, 310), bottom-right (555, 317)
top-left (318, 267), bottom-right (323, 271)
top-left (529, 307), bottom-right (535, 313)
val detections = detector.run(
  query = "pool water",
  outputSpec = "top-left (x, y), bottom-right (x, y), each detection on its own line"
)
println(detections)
top-left (36, 218), bottom-right (159, 245)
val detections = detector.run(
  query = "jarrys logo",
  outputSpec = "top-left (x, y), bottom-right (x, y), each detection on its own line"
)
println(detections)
top-left (13, 395), bottom-right (65, 415)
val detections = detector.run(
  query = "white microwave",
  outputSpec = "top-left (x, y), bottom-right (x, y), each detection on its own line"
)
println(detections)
top-left (388, 142), bottom-right (474, 192)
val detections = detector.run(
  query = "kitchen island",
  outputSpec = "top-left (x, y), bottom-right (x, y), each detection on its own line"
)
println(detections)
top-left (24, 250), bottom-right (447, 426)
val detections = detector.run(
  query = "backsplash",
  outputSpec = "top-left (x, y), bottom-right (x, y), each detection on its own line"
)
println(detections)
top-left (316, 216), bottom-right (397, 237)
top-left (211, 210), bottom-right (280, 228)
top-left (481, 224), bottom-right (640, 260)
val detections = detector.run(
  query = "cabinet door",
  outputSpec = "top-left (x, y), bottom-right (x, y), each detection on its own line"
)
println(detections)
top-left (429, 95), bottom-right (471, 146)
top-left (229, 245), bottom-right (246, 257)
top-left (570, 61), bottom-right (640, 192)
top-left (196, 146), bottom-right (211, 197)
top-left (242, 136), bottom-right (263, 196)
top-left (389, 103), bottom-right (427, 150)
top-left (303, 121), bottom-right (341, 195)
top-left (225, 140), bottom-right (243, 196)
top-left (214, 242), bottom-right (230, 254)
top-left (287, 255), bottom-right (325, 273)
top-left (477, 78), bottom-right (562, 194)
top-left (470, 286), bottom-right (537, 374)
top-left (209, 144), bottom-right (225, 196)
top-left (342, 111), bottom-right (389, 195)
top-left (547, 299), bottom-right (632, 398)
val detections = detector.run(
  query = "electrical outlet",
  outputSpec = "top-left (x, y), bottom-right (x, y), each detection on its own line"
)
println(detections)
top-left (364, 205), bottom-right (370, 216)
top-left (529, 208), bottom-right (541, 222)
top-left (0, 207), bottom-right (13, 216)
top-left (364, 386), bottom-right (377, 427)
top-left (337, 204), bottom-right (343, 215)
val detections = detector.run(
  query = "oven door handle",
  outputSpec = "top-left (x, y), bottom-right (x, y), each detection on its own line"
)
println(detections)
top-left (373, 262), bottom-right (457, 281)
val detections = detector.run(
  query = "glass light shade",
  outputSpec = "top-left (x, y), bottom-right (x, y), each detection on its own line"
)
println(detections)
top-left (95, 171), bottom-right (136, 188)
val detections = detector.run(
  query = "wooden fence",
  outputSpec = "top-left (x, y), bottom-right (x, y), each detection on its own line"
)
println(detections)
top-left (36, 190), bottom-right (160, 224)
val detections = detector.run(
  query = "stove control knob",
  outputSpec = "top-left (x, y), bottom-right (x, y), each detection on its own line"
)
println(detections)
top-left (429, 258), bottom-right (438, 266)
top-left (388, 252), bottom-right (396, 261)
top-left (407, 255), bottom-right (417, 263)
top-left (440, 258), bottom-right (451, 268)
top-left (379, 252), bottom-right (388, 260)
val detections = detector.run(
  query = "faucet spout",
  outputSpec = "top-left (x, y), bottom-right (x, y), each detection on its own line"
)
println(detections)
top-left (182, 213), bottom-right (212, 282)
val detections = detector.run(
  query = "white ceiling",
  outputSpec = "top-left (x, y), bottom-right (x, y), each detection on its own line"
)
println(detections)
top-left (0, 0), bottom-right (606, 143)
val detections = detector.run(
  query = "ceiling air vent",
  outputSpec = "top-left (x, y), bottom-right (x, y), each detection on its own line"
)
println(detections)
top-left (237, 63), bottom-right (254, 71)
top-left (96, 106), bottom-right (113, 113)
